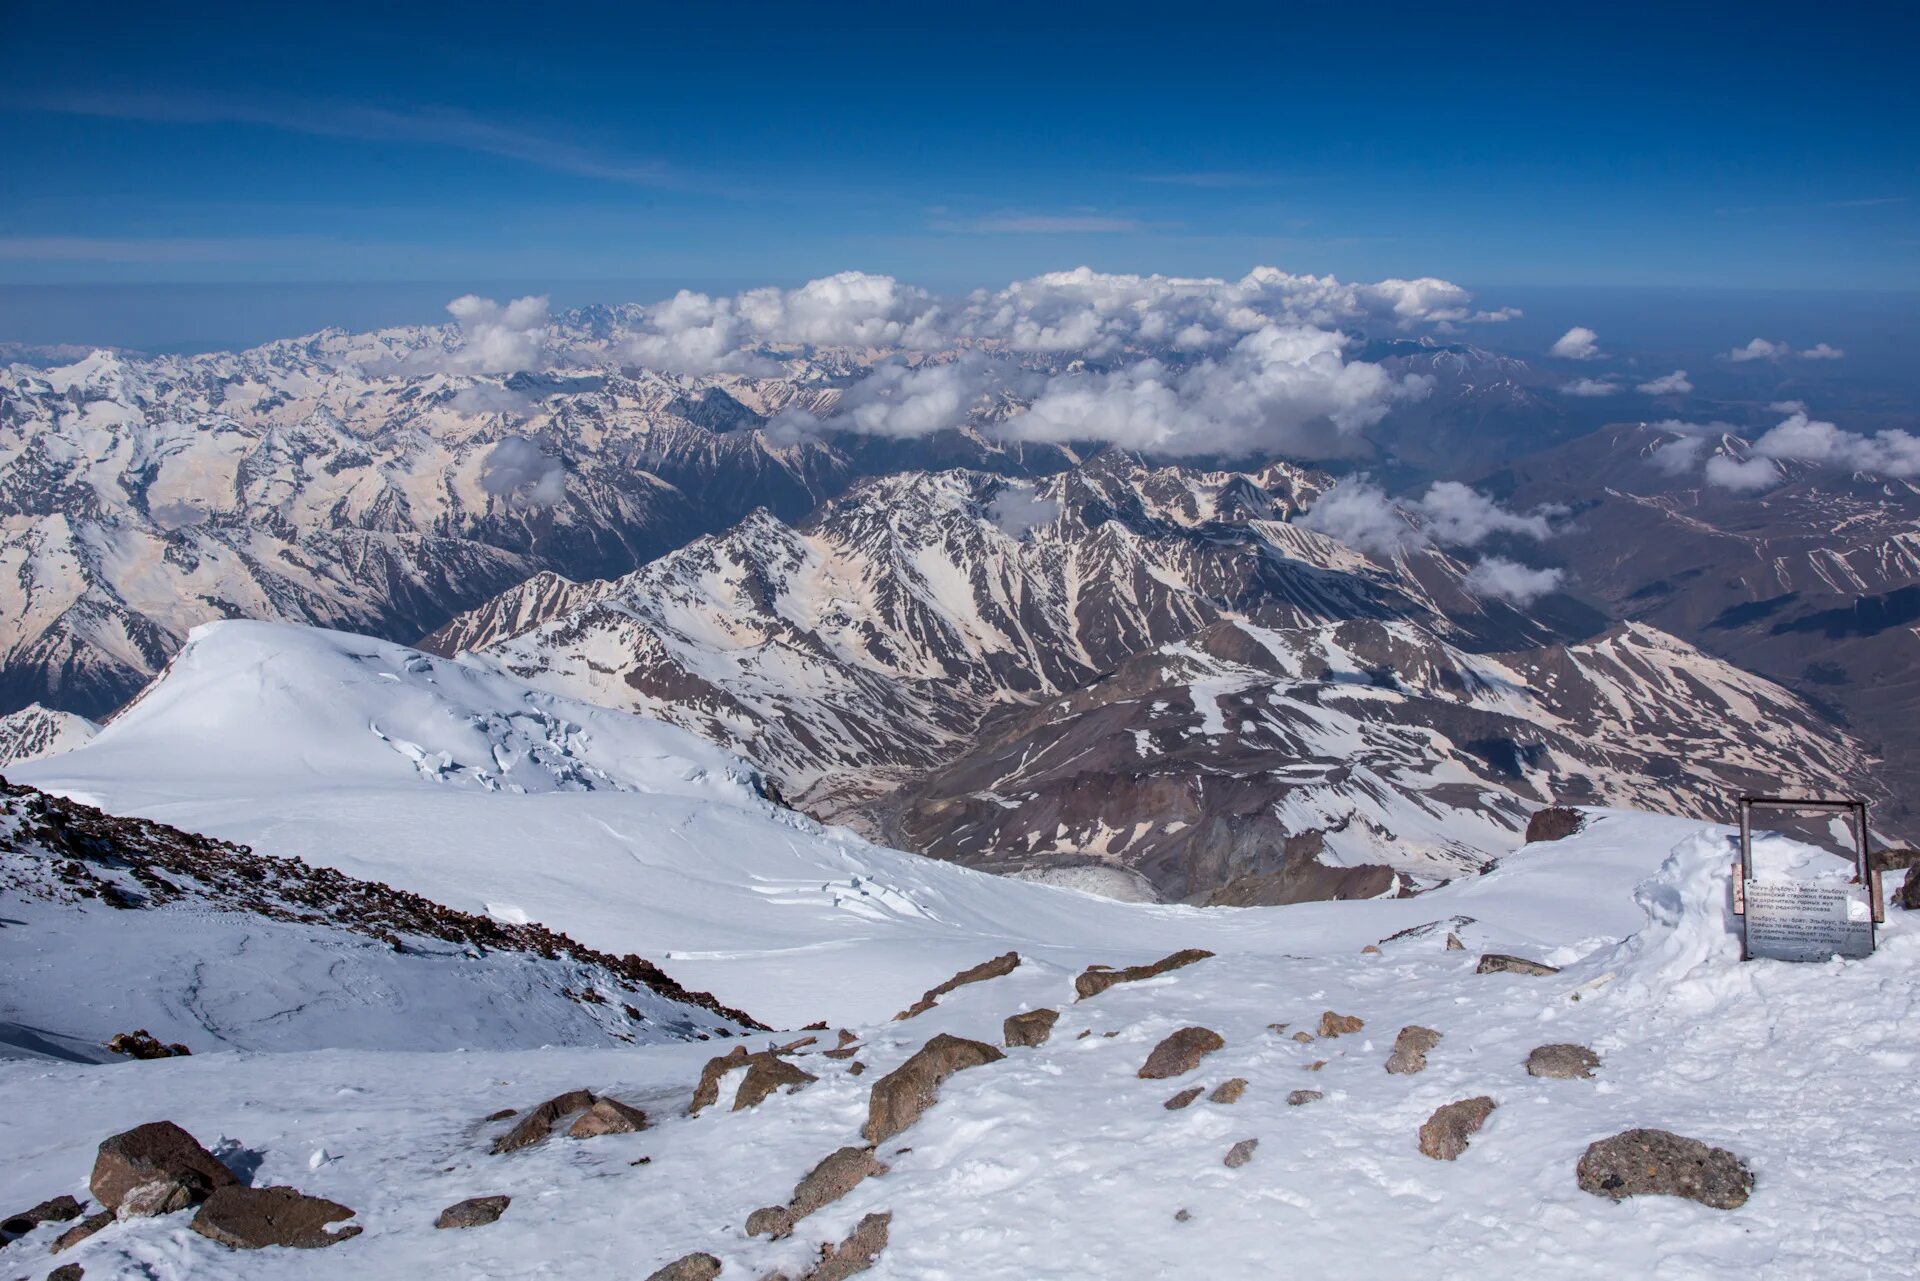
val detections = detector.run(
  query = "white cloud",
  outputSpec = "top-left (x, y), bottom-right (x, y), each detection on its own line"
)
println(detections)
top-left (441, 294), bottom-right (551, 374)
top-left (1726, 337), bottom-right (1789, 363)
top-left (448, 384), bottom-right (536, 416)
top-left (1298, 477), bottom-right (1555, 556)
top-left (1704, 454), bottom-right (1781, 492)
top-left (1549, 327), bottom-right (1601, 360)
top-left (1636, 370), bottom-right (1693, 395)
top-left (775, 355), bottom-right (1012, 440)
top-left (1800, 342), bottom-right (1846, 360)
top-left (1560, 378), bottom-right (1620, 397)
top-left (1749, 410), bottom-right (1920, 476)
top-left (1464, 556), bottom-right (1566, 605)
top-left (478, 436), bottom-right (565, 507)
top-left (1648, 433), bottom-right (1711, 475)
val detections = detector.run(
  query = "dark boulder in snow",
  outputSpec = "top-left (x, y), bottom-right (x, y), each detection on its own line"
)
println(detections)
top-left (189, 1185), bottom-right (361, 1249)
top-left (1, 1193), bottom-right (83, 1239)
top-left (1385, 1026), bottom-right (1442, 1075)
top-left (1163, 1086), bottom-right (1204, 1110)
top-left (1003, 1008), bottom-right (1060, 1048)
top-left (1223, 1138), bottom-right (1259, 1168)
top-left (567, 1096), bottom-right (649, 1138)
top-left (691, 1047), bottom-right (819, 1115)
top-left (1526, 806), bottom-right (1585, 843)
top-left (805, 1210), bottom-right (892, 1281)
top-left (1209, 1078), bottom-right (1248, 1104)
top-left (894, 951), bottom-right (1020, 1020)
top-left (49, 1265), bottom-right (84, 1281)
top-left (1418, 1097), bottom-right (1496, 1160)
top-left (747, 1144), bottom-right (890, 1240)
top-left (645, 1252), bottom-right (722, 1280)
top-left (435, 1195), bottom-right (510, 1229)
top-left (863, 1033), bottom-right (1005, 1144)
top-left (1900, 868), bottom-right (1920, 912)
top-left (105, 1030), bottom-right (190, 1060)
top-left (1137, 1026), bottom-right (1225, 1079)
top-left (1526, 1044), bottom-right (1601, 1079)
top-left (51, 1212), bottom-right (113, 1253)
top-left (90, 1121), bottom-right (236, 1217)
top-left (1074, 948), bottom-right (1213, 1000)
top-left (1476, 953), bottom-right (1560, 976)
top-left (492, 1089), bottom-right (597, 1152)
top-left (1287, 1089), bottom-right (1323, 1106)
top-left (1317, 1011), bottom-right (1364, 1038)
top-left (1577, 1129), bottom-right (1753, 1209)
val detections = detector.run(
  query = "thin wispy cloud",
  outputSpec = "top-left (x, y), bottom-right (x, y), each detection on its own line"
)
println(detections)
top-left (28, 91), bottom-right (680, 187)
top-left (932, 214), bottom-right (1149, 234)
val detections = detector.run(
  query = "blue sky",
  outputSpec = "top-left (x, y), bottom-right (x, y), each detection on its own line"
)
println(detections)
top-left (0, 0), bottom-right (1914, 295)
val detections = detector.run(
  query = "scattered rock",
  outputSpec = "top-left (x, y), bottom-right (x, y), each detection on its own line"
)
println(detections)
top-left (781, 1212), bottom-right (890, 1281)
top-left (484, 1108), bottom-right (517, 1122)
top-left (1385, 1026), bottom-right (1442, 1075)
top-left (189, 1185), bottom-right (362, 1249)
top-left (0, 1194), bottom-right (83, 1238)
top-left (435, 1195), bottom-right (510, 1229)
top-left (1304, 1060), bottom-right (1326, 1071)
top-left (848, 1061), bottom-right (866, 1076)
top-left (1526, 806), bottom-right (1585, 844)
top-left (1208, 1078), bottom-right (1248, 1104)
top-left (747, 1145), bottom-right (890, 1240)
top-left (1223, 1138), bottom-right (1259, 1168)
top-left (895, 951), bottom-right (1020, 1020)
top-left (1576, 1129), bottom-right (1753, 1209)
top-left (567, 1096), bottom-right (649, 1138)
top-left (105, 1030), bottom-right (190, 1060)
top-left (690, 1049), bottom-right (818, 1115)
top-left (50, 1212), bottom-right (112, 1253)
top-left (89, 1121), bottom-right (237, 1216)
top-left (1003, 1008), bottom-right (1060, 1048)
top-left (1476, 954), bottom-right (1560, 977)
top-left (1291, 1031), bottom-right (1314, 1044)
top-left (1317, 1011), bottom-right (1364, 1038)
top-left (49, 1265), bottom-right (84, 1281)
top-left (1444, 933), bottom-right (1464, 951)
top-left (824, 1030), bottom-right (862, 1059)
top-left (1073, 948), bottom-right (1214, 1000)
top-left (1163, 1086), bottom-right (1204, 1110)
top-left (645, 1252), bottom-right (723, 1281)
top-left (1174, 1208), bottom-right (1191, 1222)
top-left (1526, 1043), bottom-right (1601, 1080)
top-left (492, 1088), bottom-right (597, 1152)
top-left (1418, 1097), bottom-right (1496, 1161)
top-left (1360, 944), bottom-right (1381, 954)
top-left (1266, 1023), bottom-right (1289, 1035)
top-left (1137, 1027), bottom-right (1225, 1079)
top-left (1287, 1089), bottom-right (1323, 1106)
top-left (863, 1033), bottom-right (1005, 1144)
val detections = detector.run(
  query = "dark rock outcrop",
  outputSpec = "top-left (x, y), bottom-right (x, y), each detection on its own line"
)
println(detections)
top-left (1525, 806), bottom-right (1585, 843)
top-left (863, 1034), bottom-right (1005, 1144)
top-left (51, 1212), bottom-right (113, 1253)
top-left (0, 1193), bottom-right (83, 1239)
top-left (645, 1252), bottom-right (723, 1281)
top-left (1137, 1027), bottom-right (1225, 1079)
top-left (1287, 1089), bottom-right (1323, 1106)
top-left (1419, 1097), bottom-right (1495, 1160)
top-left (1002, 1008), bottom-right (1060, 1048)
top-left (1576, 1129), bottom-right (1753, 1209)
top-left (567, 1096), bottom-right (649, 1138)
top-left (435, 1195), bottom-right (510, 1229)
top-left (1073, 949), bottom-right (1213, 1000)
top-left (105, 1030), bottom-right (191, 1060)
top-left (1163, 1086), bottom-right (1203, 1110)
top-left (89, 1121), bottom-right (236, 1217)
top-left (894, 952), bottom-right (1020, 1020)
top-left (691, 1048), bottom-right (818, 1115)
top-left (1476, 954), bottom-right (1560, 977)
top-left (492, 1089), bottom-right (598, 1153)
top-left (1385, 1026), bottom-right (1442, 1075)
top-left (1209, 1078), bottom-right (1248, 1104)
top-left (747, 1145), bottom-right (889, 1240)
top-left (1317, 1011), bottom-right (1364, 1038)
top-left (1223, 1138), bottom-right (1259, 1168)
top-left (1526, 1044), bottom-right (1601, 1079)
top-left (189, 1185), bottom-right (361, 1249)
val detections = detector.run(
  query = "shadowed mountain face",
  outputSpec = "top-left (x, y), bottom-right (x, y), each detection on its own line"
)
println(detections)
top-left (1480, 422), bottom-right (1920, 831)
top-left (885, 618), bottom-right (1882, 903)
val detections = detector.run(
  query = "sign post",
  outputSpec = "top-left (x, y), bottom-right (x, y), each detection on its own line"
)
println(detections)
top-left (1732, 796), bottom-right (1877, 962)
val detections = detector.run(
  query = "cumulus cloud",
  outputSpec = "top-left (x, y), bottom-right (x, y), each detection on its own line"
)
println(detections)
top-left (1654, 408), bottom-right (1920, 493)
top-left (1648, 433), bottom-right (1712, 475)
top-left (478, 435), bottom-right (565, 507)
top-left (984, 481), bottom-right (1062, 539)
top-left (448, 383), bottom-right (536, 416)
top-left (1636, 370), bottom-right (1693, 395)
top-left (772, 354), bottom-right (1014, 440)
top-left (1800, 342), bottom-right (1846, 360)
top-left (443, 294), bottom-right (551, 374)
top-left (1724, 338), bottom-right (1842, 363)
top-left (1549, 327), bottom-right (1601, 360)
top-left (1704, 454), bottom-right (1781, 492)
top-left (1560, 378), bottom-right (1620, 397)
top-left (1463, 556), bottom-right (1566, 605)
top-left (1298, 477), bottom-right (1556, 557)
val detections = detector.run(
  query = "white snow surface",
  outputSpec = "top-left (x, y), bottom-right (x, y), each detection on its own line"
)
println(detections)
top-left (5, 620), bottom-right (1917, 1278)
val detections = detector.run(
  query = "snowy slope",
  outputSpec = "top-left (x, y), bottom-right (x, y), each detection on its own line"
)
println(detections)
top-left (0, 702), bottom-right (97, 766)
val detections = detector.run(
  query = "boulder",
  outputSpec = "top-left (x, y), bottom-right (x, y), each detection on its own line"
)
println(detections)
top-left (1003, 1008), bottom-right (1060, 1048)
top-left (1418, 1097), bottom-right (1496, 1161)
top-left (189, 1185), bottom-right (361, 1249)
top-left (1287, 1089), bottom-right (1323, 1106)
top-left (567, 1097), bottom-right (649, 1138)
top-left (1317, 1011), bottom-right (1364, 1038)
top-left (803, 1211), bottom-right (891, 1281)
top-left (645, 1252), bottom-right (723, 1281)
top-left (1901, 869), bottom-right (1920, 912)
top-left (1073, 949), bottom-right (1214, 1000)
top-left (895, 952), bottom-right (1020, 1020)
top-left (1223, 1138), bottom-right (1259, 1168)
top-left (747, 1145), bottom-right (890, 1240)
top-left (691, 1049), bottom-right (817, 1115)
top-left (1137, 1027), bottom-right (1225, 1079)
top-left (1476, 954), bottom-right (1560, 977)
top-left (1526, 1044), bottom-right (1601, 1079)
top-left (104, 1030), bottom-right (190, 1060)
top-left (89, 1121), bottom-right (236, 1216)
top-left (1385, 1026), bottom-right (1442, 1075)
top-left (1576, 1129), bottom-right (1753, 1209)
top-left (1444, 933), bottom-right (1464, 951)
top-left (492, 1089), bottom-right (597, 1152)
top-left (50, 1211), bottom-right (113, 1254)
top-left (435, 1195), bottom-right (510, 1229)
top-left (863, 1033), bottom-right (1005, 1144)
top-left (49, 1265), bottom-right (84, 1281)
top-left (1525, 806), bottom-right (1585, 844)
top-left (1208, 1078), bottom-right (1248, 1104)
top-left (1, 1193), bottom-right (83, 1238)
top-left (1163, 1086), bottom-right (1203, 1110)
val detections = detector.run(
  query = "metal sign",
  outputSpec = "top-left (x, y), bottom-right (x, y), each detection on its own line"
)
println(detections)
top-left (1733, 796), bottom-right (1879, 963)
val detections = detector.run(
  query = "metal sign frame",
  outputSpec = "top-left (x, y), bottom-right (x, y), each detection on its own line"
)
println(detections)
top-left (1733, 795), bottom-right (1879, 962)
